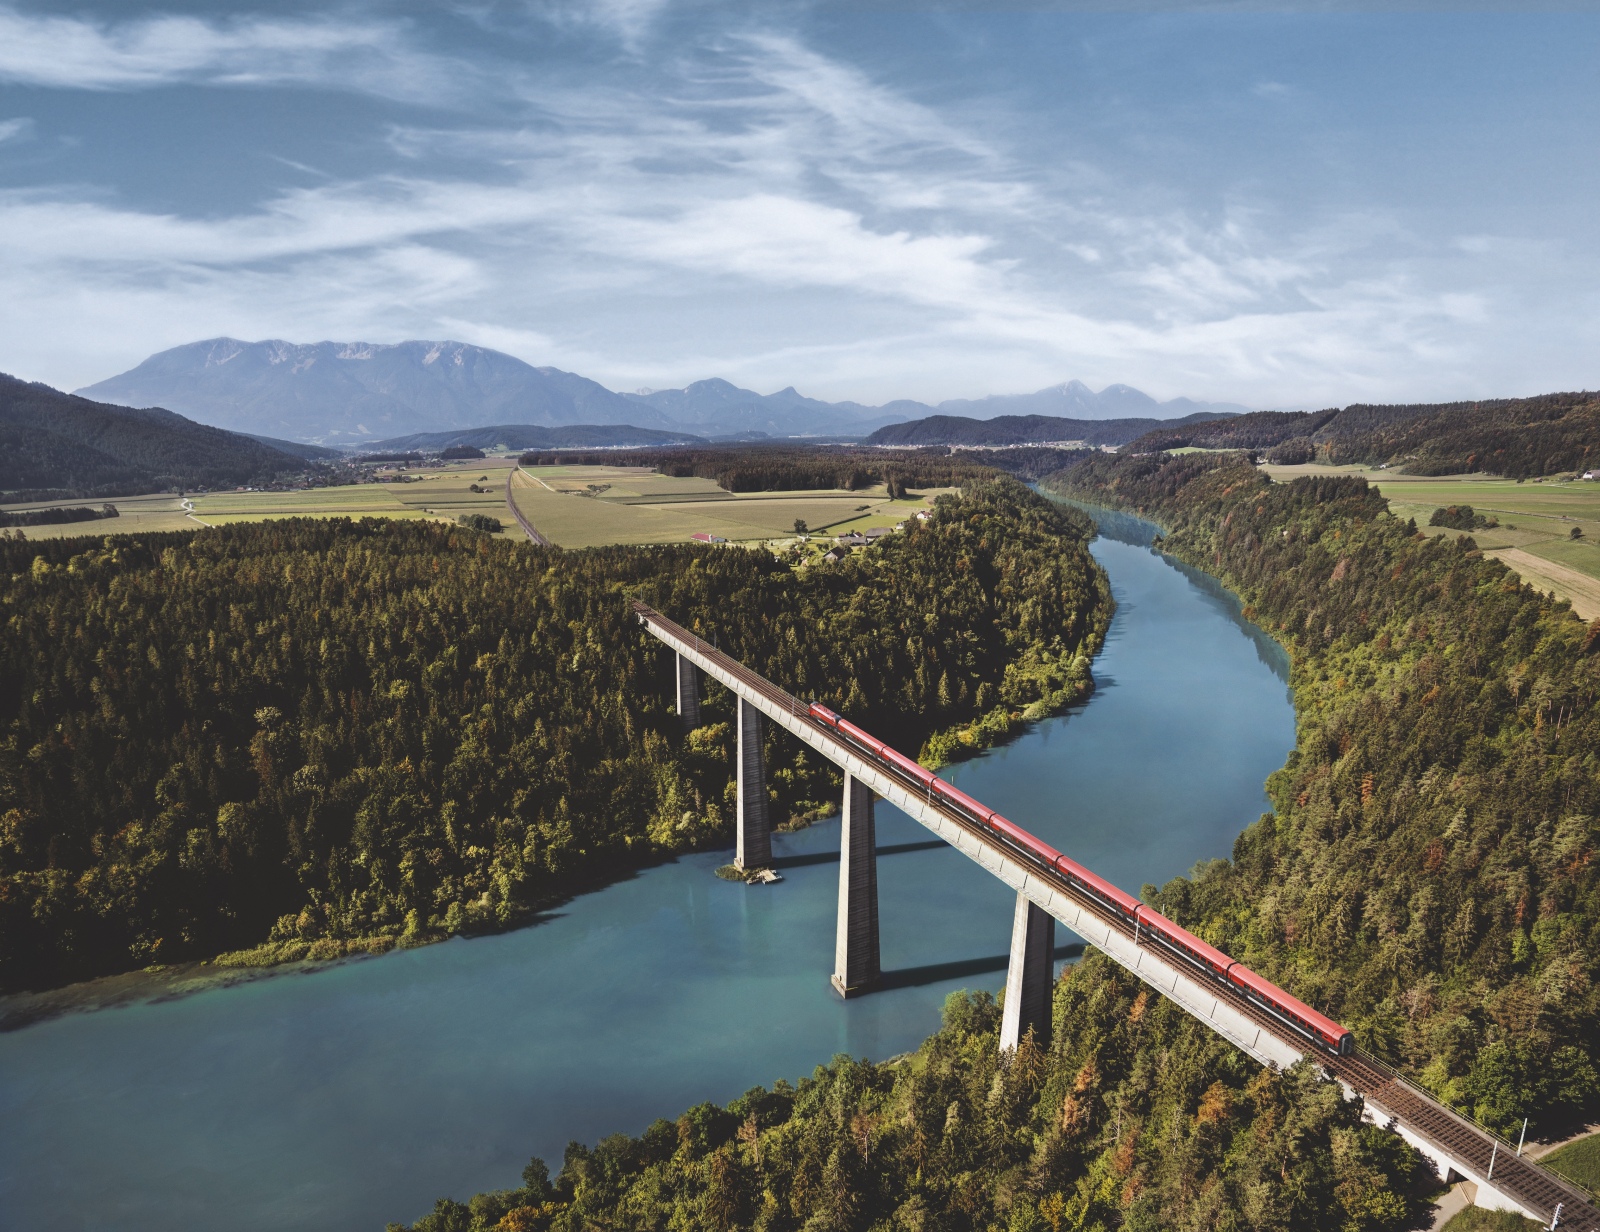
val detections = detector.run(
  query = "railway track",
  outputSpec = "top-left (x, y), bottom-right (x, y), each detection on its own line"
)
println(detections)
top-left (635, 601), bottom-right (1600, 1229)
top-left (506, 469), bottom-right (552, 546)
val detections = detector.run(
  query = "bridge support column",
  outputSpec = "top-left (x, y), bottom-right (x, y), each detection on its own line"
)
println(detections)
top-left (675, 653), bottom-right (701, 730)
top-left (736, 697), bottom-right (771, 869)
top-left (832, 775), bottom-right (880, 997)
top-left (1000, 892), bottom-right (1054, 1051)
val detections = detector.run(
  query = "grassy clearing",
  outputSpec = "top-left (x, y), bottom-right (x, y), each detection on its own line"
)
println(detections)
top-left (509, 465), bottom-right (948, 547)
top-left (1262, 463), bottom-right (1600, 617)
top-left (1439, 1208), bottom-right (1544, 1231)
top-left (1542, 1132), bottom-right (1600, 1192)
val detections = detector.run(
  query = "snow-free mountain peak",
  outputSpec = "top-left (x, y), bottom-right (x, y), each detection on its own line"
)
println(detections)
top-left (77, 338), bottom-right (1253, 445)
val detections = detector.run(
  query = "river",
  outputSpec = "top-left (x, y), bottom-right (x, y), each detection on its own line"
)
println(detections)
top-left (0, 509), bottom-right (1294, 1232)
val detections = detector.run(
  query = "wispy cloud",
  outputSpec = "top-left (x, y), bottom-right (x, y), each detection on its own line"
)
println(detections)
top-left (0, 5), bottom-right (1583, 407)
top-left (0, 6), bottom-right (467, 102)
top-left (0, 116), bottom-right (34, 143)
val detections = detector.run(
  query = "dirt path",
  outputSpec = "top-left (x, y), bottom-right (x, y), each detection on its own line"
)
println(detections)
top-left (1487, 548), bottom-right (1600, 621)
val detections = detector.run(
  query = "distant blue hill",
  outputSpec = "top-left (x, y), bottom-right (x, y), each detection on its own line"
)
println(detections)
top-left (367, 424), bottom-right (704, 452)
top-left (78, 339), bottom-right (667, 447)
top-left (866, 409), bottom-right (1238, 448)
top-left (77, 338), bottom-right (1255, 445)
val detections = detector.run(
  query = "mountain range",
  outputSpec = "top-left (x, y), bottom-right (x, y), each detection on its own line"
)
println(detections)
top-left (366, 424), bottom-right (704, 453)
top-left (75, 338), bottom-right (1252, 445)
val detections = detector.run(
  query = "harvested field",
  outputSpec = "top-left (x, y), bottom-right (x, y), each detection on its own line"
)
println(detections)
top-left (1262, 463), bottom-right (1600, 614)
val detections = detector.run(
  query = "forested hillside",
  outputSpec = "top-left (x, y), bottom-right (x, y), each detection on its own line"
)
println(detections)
top-left (0, 372), bottom-right (308, 500)
top-left (864, 411), bottom-right (1230, 449)
top-left (0, 478), bottom-right (1109, 992)
top-left (1047, 453), bottom-right (1600, 1139)
top-left (389, 457), bottom-right (1548, 1232)
top-left (517, 445), bottom-right (1001, 494)
top-left (1123, 392), bottom-right (1600, 478)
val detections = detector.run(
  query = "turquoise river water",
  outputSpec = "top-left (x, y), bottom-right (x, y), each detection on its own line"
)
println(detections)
top-left (0, 508), bottom-right (1295, 1232)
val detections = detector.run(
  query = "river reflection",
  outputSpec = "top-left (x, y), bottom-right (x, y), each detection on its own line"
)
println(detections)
top-left (0, 509), bottom-right (1294, 1232)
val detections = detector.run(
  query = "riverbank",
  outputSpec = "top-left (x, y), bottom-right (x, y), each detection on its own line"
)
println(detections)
top-left (1045, 453), bottom-right (1600, 1145)
top-left (1, 479), bottom-right (1110, 999)
top-left (0, 951), bottom-right (372, 1034)
top-left (0, 508), bottom-right (1295, 1232)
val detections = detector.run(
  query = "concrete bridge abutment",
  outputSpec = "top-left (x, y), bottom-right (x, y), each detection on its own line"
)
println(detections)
top-left (832, 774), bottom-right (880, 997)
top-left (736, 697), bottom-right (772, 870)
top-left (1000, 891), bottom-right (1054, 1051)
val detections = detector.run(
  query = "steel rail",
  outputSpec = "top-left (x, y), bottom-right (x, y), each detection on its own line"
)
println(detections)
top-left (632, 600), bottom-right (1600, 1229)
top-left (506, 469), bottom-right (552, 547)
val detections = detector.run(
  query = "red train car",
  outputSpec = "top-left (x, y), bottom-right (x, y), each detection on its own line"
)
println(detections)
top-left (804, 699), bottom-right (1354, 1057)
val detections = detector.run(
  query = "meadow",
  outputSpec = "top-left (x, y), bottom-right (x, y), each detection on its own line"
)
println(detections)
top-left (509, 464), bottom-right (942, 547)
top-left (0, 490), bottom-right (196, 539)
top-left (1541, 1131), bottom-right (1600, 1194)
top-left (2, 459), bottom-right (943, 551)
top-left (1263, 463), bottom-right (1600, 618)
top-left (189, 458), bottom-right (531, 537)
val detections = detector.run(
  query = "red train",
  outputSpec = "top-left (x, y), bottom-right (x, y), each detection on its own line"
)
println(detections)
top-left (806, 702), bottom-right (1353, 1057)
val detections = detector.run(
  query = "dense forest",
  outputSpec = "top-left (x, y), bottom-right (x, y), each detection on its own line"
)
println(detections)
top-left (393, 961), bottom-right (1434, 1232)
top-left (952, 447), bottom-right (1092, 482)
top-left (1123, 392), bottom-right (1600, 479)
top-left (390, 454), bottom-right (1576, 1232)
top-left (0, 477), bottom-right (1109, 992)
top-left (517, 445), bottom-right (1002, 494)
top-left (1047, 453), bottom-right (1600, 1141)
top-left (0, 372), bottom-right (310, 500)
top-left (864, 411), bottom-right (1232, 449)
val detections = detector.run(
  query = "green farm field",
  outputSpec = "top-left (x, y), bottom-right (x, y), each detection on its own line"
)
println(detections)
top-left (1263, 463), bottom-right (1600, 619)
top-left (510, 465), bottom-right (944, 547)
top-left (188, 458), bottom-right (534, 539)
top-left (0, 490), bottom-right (196, 539)
top-left (1, 458), bottom-right (534, 542)
top-left (4, 459), bottom-right (945, 551)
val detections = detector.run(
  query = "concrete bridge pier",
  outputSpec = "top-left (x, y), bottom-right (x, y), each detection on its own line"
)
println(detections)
top-left (1000, 892), bottom-right (1055, 1051)
top-left (675, 653), bottom-right (701, 730)
top-left (832, 775), bottom-right (881, 997)
top-left (736, 697), bottom-right (771, 869)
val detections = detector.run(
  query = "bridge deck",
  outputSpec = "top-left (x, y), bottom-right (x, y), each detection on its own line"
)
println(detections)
top-left (634, 603), bottom-right (1598, 1228)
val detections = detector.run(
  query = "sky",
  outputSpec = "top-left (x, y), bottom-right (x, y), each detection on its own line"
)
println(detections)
top-left (0, 1), bottom-right (1597, 409)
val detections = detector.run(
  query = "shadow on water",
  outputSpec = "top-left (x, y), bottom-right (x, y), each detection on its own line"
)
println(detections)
top-left (771, 840), bottom-right (948, 870)
top-left (877, 944), bottom-right (1085, 992)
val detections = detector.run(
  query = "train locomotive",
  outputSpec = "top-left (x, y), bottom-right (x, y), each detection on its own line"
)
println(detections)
top-left (806, 702), bottom-right (1354, 1057)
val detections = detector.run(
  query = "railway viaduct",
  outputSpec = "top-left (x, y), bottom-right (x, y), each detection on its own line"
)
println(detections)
top-left (636, 601), bottom-right (1597, 1230)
